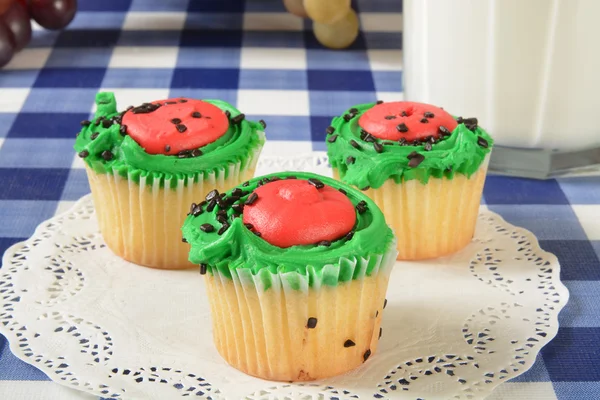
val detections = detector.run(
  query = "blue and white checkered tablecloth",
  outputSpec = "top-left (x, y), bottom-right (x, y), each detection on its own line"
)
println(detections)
top-left (0, 0), bottom-right (599, 399)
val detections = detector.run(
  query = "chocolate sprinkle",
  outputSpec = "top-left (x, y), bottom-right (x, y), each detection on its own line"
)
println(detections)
top-left (325, 126), bottom-right (335, 135)
top-left (81, 120), bottom-right (91, 126)
top-left (363, 349), bottom-right (372, 362)
top-left (373, 142), bottom-right (384, 153)
top-left (361, 132), bottom-right (375, 142)
top-left (206, 199), bottom-right (217, 212)
top-left (424, 112), bottom-right (435, 118)
top-left (345, 230), bottom-right (355, 240)
top-left (231, 203), bottom-right (244, 214)
top-left (101, 150), bottom-right (113, 161)
top-left (346, 156), bottom-right (355, 164)
top-left (224, 110), bottom-right (231, 118)
top-left (385, 115), bottom-right (396, 120)
top-left (245, 192), bottom-right (258, 205)
top-left (308, 178), bottom-right (325, 189)
top-left (102, 119), bottom-right (112, 128)
top-left (361, 186), bottom-right (370, 191)
top-left (356, 200), bottom-right (368, 214)
top-left (191, 112), bottom-right (202, 118)
top-left (397, 123), bottom-right (409, 133)
top-left (349, 107), bottom-right (358, 114)
top-left (456, 116), bottom-right (464, 124)
top-left (339, 188), bottom-right (347, 195)
top-left (477, 136), bottom-right (489, 148)
top-left (307, 317), bottom-right (318, 329)
top-left (242, 181), bottom-right (249, 187)
top-left (232, 113), bottom-right (245, 124)
top-left (398, 138), bottom-right (408, 146)
top-left (420, 118), bottom-right (429, 124)
top-left (120, 125), bottom-right (128, 136)
top-left (379, 327), bottom-right (382, 339)
top-left (244, 223), bottom-right (254, 229)
top-left (78, 150), bottom-right (89, 158)
top-left (317, 240), bottom-right (331, 247)
top-left (439, 126), bottom-right (451, 136)
top-left (375, 310), bottom-right (379, 317)
top-left (206, 189), bottom-right (219, 202)
top-left (343, 114), bottom-right (353, 122)
top-left (259, 119), bottom-right (267, 129)
top-left (165, 144), bottom-right (171, 152)
top-left (344, 340), bottom-right (355, 348)
top-left (254, 231), bottom-right (262, 237)
top-left (215, 195), bottom-right (227, 208)
top-left (199, 264), bottom-right (207, 275)
top-left (131, 103), bottom-right (161, 114)
top-left (218, 224), bottom-right (230, 235)
top-left (376, 100), bottom-right (384, 104)
top-left (94, 117), bottom-right (103, 126)
top-left (384, 299), bottom-right (388, 309)
top-left (350, 140), bottom-right (361, 149)
top-left (182, 237), bottom-right (187, 243)
top-left (216, 214), bottom-right (227, 224)
top-left (327, 134), bottom-right (338, 143)
top-left (176, 124), bottom-right (187, 133)
top-left (179, 99), bottom-right (188, 103)
top-left (424, 142), bottom-right (432, 151)
top-left (165, 101), bottom-right (176, 105)
top-left (192, 205), bottom-right (202, 217)
top-left (407, 152), bottom-right (425, 168)
top-left (286, 176), bottom-right (297, 179)
top-left (90, 132), bottom-right (99, 140)
top-left (200, 223), bottom-right (215, 233)
top-left (191, 149), bottom-right (202, 157)
top-left (171, 118), bottom-right (182, 124)
top-left (232, 188), bottom-right (243, 197)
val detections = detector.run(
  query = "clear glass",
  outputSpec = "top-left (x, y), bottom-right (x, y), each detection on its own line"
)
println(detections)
top-left (403, 0), bottom-right (600, 178)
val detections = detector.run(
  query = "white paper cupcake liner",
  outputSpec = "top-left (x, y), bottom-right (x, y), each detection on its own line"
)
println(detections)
top-left (204, 238), bottom-right (398, 381)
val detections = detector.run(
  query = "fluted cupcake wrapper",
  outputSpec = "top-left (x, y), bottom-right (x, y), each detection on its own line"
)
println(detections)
top-left (204, 238), bottom-right (397, 381)
top-left (335, 155), bottom-right (490, 261)
top-left (86, 143), bottom-right (263, 270)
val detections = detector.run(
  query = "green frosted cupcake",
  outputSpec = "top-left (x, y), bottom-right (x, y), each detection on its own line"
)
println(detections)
top-left (182, 172), bottom-right (397, 381)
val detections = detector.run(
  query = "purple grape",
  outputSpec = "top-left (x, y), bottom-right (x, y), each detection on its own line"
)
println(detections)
top-left (2, 2), bottom-right (32, 51)
top-left (29, 0), bottom-right (77, 30)
top-left (0, 22), bottom-right (16, 68)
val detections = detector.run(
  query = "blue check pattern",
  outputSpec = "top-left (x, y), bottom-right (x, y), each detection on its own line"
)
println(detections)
top-left (0, 1), bottom-right (598, 399)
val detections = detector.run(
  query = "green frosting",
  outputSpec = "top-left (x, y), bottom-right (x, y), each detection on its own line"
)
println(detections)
top-left (326, 102), bottom-right (494, 190)
top-left (181, 172), bottom-right (395, 290)
top-left (73, 92), bottom-right (265, 189)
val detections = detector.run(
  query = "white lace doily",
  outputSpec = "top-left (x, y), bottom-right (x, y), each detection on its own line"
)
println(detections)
top-left (0, 154), bottom-right (569, 400)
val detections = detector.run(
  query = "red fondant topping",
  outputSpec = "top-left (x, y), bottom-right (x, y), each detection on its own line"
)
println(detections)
top-left (242, 179), bottom-right (357, 248)
top-left (358, 101), bottom-right (457, 142)
top-left (122, 98), bottom-right (229, 155)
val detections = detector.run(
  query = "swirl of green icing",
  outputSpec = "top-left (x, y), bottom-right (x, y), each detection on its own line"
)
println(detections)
top-left (73, 92), bottom-right (265, 188)
top-left (326, 102), bottom-right (494, 190)
top-left (181, 172), bottom-right (395, 289)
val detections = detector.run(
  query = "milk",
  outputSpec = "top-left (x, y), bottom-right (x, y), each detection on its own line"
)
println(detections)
top-left (403, 0), bottom-right (600, 151)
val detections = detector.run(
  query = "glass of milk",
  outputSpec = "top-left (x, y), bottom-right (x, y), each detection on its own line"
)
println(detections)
top-left (403, 0), bottom-right (600, 178)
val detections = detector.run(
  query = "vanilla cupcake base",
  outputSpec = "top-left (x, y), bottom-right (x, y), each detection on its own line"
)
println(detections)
top-left (87, 152), bottom-right (260, 270)
top-left (204, 245), bottom-right (397, 381)
top-left (334, 158), bottom-right (489, 260)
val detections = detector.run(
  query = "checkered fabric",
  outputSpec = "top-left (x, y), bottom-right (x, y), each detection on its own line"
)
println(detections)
top-left (0, 1), bottom-right (598, 399)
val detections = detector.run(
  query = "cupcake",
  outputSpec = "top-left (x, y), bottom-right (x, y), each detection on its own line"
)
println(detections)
top-left (74, 92), bottom-right (265, 269)
top-left (181, 172), bottom-right (397, 381)
top-left (326, 101), bottom-right (493, 260)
